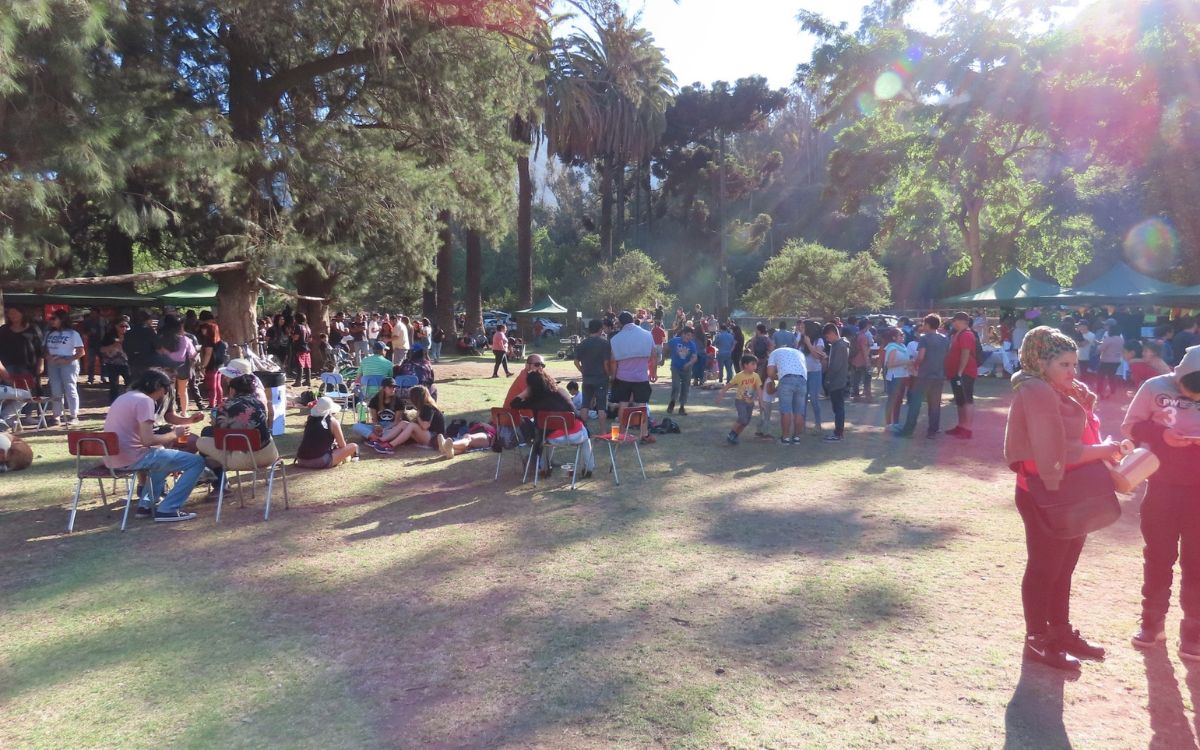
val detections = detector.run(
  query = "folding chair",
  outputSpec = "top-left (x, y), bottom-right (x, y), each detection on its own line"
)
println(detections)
top-left (527, 411), bottom-right (582, 490)
top-left (355, 375), bottom-right (386, 420)
top-left (318, 372), bottom-right (352, 424)
top-left (592, 405), bottom-right (647, 485)
top-left (394, 374), bottom-right (419, 409)
top-left (491, 407), bottom-right (532, 481)
top-left (212, 428), bottom-right (290, 522)
top-left (66, 431), bottom-right (138, 532)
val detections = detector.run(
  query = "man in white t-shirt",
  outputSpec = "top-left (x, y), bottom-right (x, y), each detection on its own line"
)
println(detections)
top-left (104, 367), bottom-right (207, 522)
top-left (767, 345), bottom-right (807, 443)
top-left (607, 311), bottom-right (658, 441)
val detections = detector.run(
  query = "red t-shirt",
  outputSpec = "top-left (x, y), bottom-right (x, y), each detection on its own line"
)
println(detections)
top-left (651, 326), bottom-right (667, 345)
top-left (945, 329), bottom-right (979, 379)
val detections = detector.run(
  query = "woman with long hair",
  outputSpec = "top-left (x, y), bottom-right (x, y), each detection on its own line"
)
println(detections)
top-left (43, 310), bottom-right (85, 426)
top-left (197, 314), bottom-right (227, 409)
top-left (157, 313), bottom-right (196, 415)
top-left (511, 368), bottom-right (595, 478)
top-left (799, 320), bottom-right (827, 435)
top-left (881, 327), bottom-right (913, 428)
top-left (1003, 326), bottom-right (1124, 671)
top-left (374, 385), bottom-right (447, 454)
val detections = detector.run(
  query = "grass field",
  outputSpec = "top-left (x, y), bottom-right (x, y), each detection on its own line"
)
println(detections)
top-left (0, 354), bottom-right (1194, 749)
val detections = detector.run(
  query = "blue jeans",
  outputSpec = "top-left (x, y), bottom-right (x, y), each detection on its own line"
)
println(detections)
top-left (775, 374), bottom-right (806, 415)
top-left (124, 448), bottom-right (207, 514)
top-left (805, 371), bottom-right (823, 428)
top-left (718, 355), bottom-right (734, 383)
top-left (47, 360), bottom-right (80, 418)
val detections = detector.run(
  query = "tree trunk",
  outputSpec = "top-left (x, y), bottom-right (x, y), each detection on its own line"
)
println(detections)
top-left (295, 263), bottom-right (337, 370)
top-left (716, 131), bottom-right (729, 317)
top-left (435, 210), bottom-right (456, 339)
top-left (465, 228), bottom-right (485, 339)
top-left (615, 159), bottom-right (627, 252)
top-left (516, 153), bottom-right (534, 310)
top-left (599, 153), bottom-right (615, 261)
top-left (214, 269), bottom-right (259, 354)
top-left (644, 158), bottom-right (653, 235)
top-left (965, 197), bottom-right (984, 289)
top-left (104, 226), bottom-right (135, 276)
top-left (422, 284), bottom-right (436, 321)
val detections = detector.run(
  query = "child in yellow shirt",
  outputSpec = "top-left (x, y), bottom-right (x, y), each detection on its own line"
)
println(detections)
top-left (718, 355), bottom-right (763, 445)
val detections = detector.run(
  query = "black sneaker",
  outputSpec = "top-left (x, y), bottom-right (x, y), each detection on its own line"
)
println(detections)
top-left (727, 431), bottom-right (738, 445)
top-left (154, 510), bottom-right (197, 523)
top-left (666, 402), bottom-right (675, 414)
top-left (790, 436), bottom-right (802, 444)
top-left (1052, 626), bottom-right (1106, 661)
top-left (779, 437), bottom-right (789, 445)
top-left (945, 426), bottom-right (963, 436)
top-left (678, 407), bottom-right (687, 416)
top-left (1023, 634), bottom-right (1081, 672)
top-left (134, 506), bottom-right (154, 519)
top-left (823, 434), bottom-right (842, 442)
top-left (1131, 620), bottom-right (1166, 649)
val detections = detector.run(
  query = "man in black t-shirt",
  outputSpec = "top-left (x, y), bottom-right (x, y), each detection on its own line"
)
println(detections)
top-left (573, 319), bottom-right (612, 430)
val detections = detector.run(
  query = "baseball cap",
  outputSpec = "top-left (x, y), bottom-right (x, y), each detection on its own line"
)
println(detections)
top-left (219, 358), bottom-right (253, 379)
top-left (372, 340), bottom-right (387, 352)
top-left (952, 311), bottom-right (970, 322)
top-left (1177, 345), bottom-right (1200, 379)
top-left (618, 311), bottom-right (634, 326)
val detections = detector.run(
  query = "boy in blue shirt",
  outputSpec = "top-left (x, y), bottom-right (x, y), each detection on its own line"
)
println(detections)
top-left (667, 326), bottom-right (698, 416)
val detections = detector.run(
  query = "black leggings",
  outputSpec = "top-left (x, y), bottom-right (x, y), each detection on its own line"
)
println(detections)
top-left (492, 350), bottom-right (510, 376)
top-left (1016, 487), bottom-right (1086, 635)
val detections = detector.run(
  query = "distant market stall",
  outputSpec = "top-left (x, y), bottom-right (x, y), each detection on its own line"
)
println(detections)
top-left (940, 269), bottom-right (1065, 307)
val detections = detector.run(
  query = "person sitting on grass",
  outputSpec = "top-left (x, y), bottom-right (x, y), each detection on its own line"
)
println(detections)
top-left (372, 385), bottom-right (447, 455)
top-left (510, 368), bottom-right (594, 478)
top-left (718, 355), bottom-right (762, 445)
top-left (357, 377), bottom-right (401, 445)
top-left (295, 396), bottom-right (359, 469)
top-left (104, 367), bottom-right (207, 523)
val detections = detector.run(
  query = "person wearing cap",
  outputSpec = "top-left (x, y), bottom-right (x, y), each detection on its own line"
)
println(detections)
top-left (945, 312), bottom-right (979, 439)
top-left (358, 340), bottom-right (395, 386)
top-left (607, 310), bottom-right (657, 443)
top-left (1123, 345), bottom-right (1200, 658)
top-left (218, 358), bottom-right (273, 429)
top-left (354, 376), bottom-right (401, 445)
top-left (1004, 326), bottom-right (1124, 671)
top-left (295, 396), bottom-right (358, 469)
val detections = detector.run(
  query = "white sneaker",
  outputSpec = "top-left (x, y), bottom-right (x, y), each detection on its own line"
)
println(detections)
top-left (437, 434), bottom-right (455, 460)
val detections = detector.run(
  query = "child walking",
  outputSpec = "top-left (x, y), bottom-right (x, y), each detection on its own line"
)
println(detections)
top-left (1123, 345), bottom-right (1200, 658)
top-left (718, 355), bottom-right (762, 445)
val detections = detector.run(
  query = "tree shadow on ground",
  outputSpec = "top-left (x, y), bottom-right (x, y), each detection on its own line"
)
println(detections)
top-left (1003, 659), bottom-right (1075, 749)
top-left (704, 507), bottom-right (957, 557)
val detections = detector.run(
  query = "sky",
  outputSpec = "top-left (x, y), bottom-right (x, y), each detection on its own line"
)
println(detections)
top-left (628, 0), bottom-right (1100, 90)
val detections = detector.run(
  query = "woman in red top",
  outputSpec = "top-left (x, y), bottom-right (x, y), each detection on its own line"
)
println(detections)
top-left (491, 323), bottom-right (512, 378)
top-left (1003, 326), bottom-right (1124, 671)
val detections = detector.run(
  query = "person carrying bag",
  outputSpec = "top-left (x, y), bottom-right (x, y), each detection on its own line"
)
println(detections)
top-left (1003, 326), bottom-right (1124, 672)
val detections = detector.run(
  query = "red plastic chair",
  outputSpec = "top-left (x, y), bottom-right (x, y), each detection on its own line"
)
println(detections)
top-left (66, 431), bottom-right (137, 532)
top-left (528, 411), bottom-right (582, 489)
top-left (491, 407), bottom-right (533, 481)
top-left (592, 406), bottom-right (647, 485)
top-left (212, 428), bottom-right (289, 522)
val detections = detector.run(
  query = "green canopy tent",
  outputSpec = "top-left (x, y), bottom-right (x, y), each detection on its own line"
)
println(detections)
top-left (1157, 284), bottom-right (1200, 309)
top-left (150, 274), bottom-right (219, 308)
top-left (1058, 261), bottom-right (1189, 304)
top-left (3, 283), bottom-right (157, 307)
top-left (516, 296), bottom-right (569, 315)
top-left (940, 269), bottom-right (1064, 306)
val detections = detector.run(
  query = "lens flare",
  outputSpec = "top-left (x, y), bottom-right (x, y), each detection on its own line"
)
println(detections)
top-left (874, 71), bottom-right (904, 100)
top-left (856, 91), bottom-right (880, 116)
top-left (1123, 218), bottom-right (1179, 274)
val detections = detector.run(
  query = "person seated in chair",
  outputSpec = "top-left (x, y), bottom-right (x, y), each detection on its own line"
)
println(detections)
top-left (197, 374), bottom-right (278, 476)
top-left (0, 360), bottom-right (32, 431)
top-left (295, 396), bottom-right (359, 469)
top-left (510, 369), bottom-right (595, 479)
top-left (397, 347), bottom-right (437, 399)
top-left (103, 367), bottom-right (208, 522)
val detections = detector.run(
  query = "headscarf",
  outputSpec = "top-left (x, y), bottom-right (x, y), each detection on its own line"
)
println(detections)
top-left (1013, 325), bottom-right (1096, 410)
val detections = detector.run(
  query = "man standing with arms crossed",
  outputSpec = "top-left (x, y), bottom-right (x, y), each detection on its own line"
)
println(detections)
top-left (607, 311), bottom-right (658, 442)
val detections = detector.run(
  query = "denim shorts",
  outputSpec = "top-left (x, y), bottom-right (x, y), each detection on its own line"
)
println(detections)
top-left (735, 400), bottom-right (754, 425)
top-left (775, 374), bottom-right (806, 415)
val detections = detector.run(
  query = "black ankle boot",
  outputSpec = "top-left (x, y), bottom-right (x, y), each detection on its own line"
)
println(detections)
top-left (1050, 623), bottom-right (1105, 661)
top-left (1024, 633), bottom-right (1081, 672)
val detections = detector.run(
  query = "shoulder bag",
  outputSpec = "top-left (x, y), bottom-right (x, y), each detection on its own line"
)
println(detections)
top-left (1025, 461), bottom-right (1120, 539)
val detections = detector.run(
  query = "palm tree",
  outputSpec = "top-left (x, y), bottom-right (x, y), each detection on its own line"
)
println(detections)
top-left (544, 12), bottom-right (675, 259)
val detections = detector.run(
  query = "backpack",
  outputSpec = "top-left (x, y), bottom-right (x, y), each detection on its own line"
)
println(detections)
top-left (445, 418), bottom-right (468, 439)
top-left (969, 330), bottom-right (985, 369)
top-left (650, 416), bottom-right (680, 434)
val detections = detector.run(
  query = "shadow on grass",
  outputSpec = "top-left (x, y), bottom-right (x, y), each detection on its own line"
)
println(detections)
top-left (1003, 660), bottom-right (1075, 750)
top-left (1142, 647), bottom-right (1200, 750)
top-left (704, 507), bottom-right (957, 557)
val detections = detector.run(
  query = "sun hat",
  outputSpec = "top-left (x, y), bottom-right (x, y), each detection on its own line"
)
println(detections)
top-left (219, 358), bottom-right (253, 379)
top-left (310, 396), bottom-right (341, 420)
